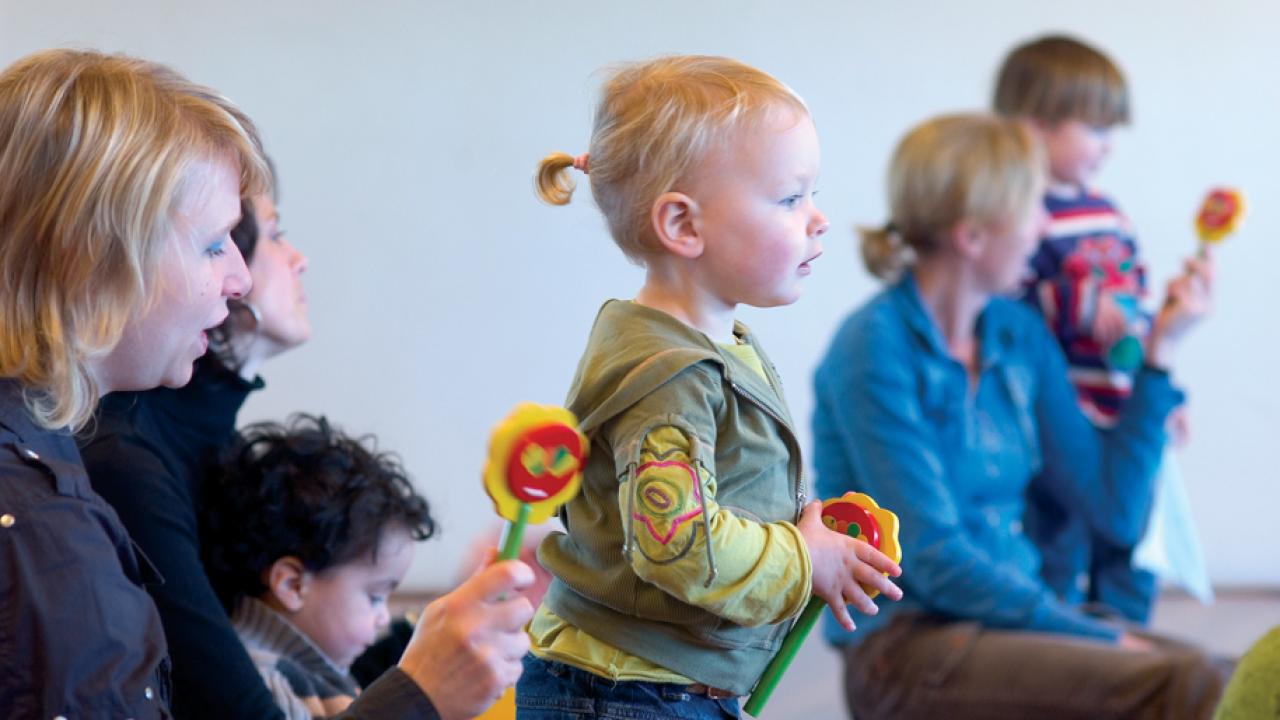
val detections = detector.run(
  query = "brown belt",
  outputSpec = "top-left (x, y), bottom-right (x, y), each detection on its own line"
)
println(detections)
top-left (685, 683), bottom-right (738, 699)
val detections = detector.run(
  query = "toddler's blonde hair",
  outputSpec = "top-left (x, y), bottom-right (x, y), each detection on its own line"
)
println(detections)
top-left (861, 113), bottom-right (1045, 280)
top-left (536, 55), bottom-right (807, 262)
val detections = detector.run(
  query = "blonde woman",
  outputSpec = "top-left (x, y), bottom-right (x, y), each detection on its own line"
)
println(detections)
top-left (811, 113), bottom-right (1225, 718)
top-left (0, 49), bottom-right (532, 719)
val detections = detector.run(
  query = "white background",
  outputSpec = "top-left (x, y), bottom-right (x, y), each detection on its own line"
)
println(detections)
top-left (3, 0), bottom-right (1275, 590)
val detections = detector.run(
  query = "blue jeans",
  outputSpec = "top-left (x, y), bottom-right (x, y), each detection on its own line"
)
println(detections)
top-left (516, 655), bottom-right (739, 719)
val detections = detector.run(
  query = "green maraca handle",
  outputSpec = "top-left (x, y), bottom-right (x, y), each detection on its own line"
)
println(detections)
top-left (498, 502), bottom-right (531, 561)
top-left (743, 596), bottom-right (826, 716)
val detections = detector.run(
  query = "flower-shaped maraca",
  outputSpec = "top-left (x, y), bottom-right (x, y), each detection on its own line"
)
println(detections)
top-left (1195, 187), bottom-right (1246, 245)
top-left (483, 402), bottom-right (587, 526)
top-left (820, 492), bottom-right (902, 598)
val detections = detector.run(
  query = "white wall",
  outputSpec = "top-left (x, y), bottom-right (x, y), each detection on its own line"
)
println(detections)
top-left (2, 0), bottom-right (1275, 590)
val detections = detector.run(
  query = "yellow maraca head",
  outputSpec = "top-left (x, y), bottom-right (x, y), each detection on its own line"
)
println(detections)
top-left (1196, 187), bottom-right (1245, 245)
top-left (484, 403), bottom-right (587, 524)
top-left (821, 492), bottom-right (902, 599)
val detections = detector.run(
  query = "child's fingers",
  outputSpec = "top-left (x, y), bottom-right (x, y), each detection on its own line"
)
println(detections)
top-left (824, 595), bottom-right (856, 632)
top-left (853, 540), bottom-right (902, 576)
top-left (854, 564), bottom-right (903, 601)
top-left (797, 500), bottom-right (825, 529)
top-left (841, 581), bottom-right (878, 616)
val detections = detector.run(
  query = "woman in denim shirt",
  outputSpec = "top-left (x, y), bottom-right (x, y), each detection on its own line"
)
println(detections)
top-left (812, 114), bottom-right (1226, 719)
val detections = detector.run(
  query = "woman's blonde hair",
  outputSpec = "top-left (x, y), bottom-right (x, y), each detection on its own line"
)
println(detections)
top-left (535, 55), bottom-right (807, 262)
top-left (993, 35), bottom-right (1129, 127)
top-left (860, 113), bottom-right (1045, 280)
top-left (0, 49), bottom-right (269, 430)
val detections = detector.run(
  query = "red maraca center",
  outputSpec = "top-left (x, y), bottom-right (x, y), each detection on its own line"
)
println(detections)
top-left (506, 424), bottom-right (585, 503)
top-left (822, 501), bottom-right (881, 549)
top-left (1199, 190), bottom-right (1239, 230)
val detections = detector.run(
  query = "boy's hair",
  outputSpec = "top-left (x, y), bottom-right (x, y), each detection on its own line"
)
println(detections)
top-left (535, 55), bottom-right (808, 263)
top-left (202, 414), bottom-right (435, 607)
top-left (0, 49), bottom-right (269, 430)
top-left (861, 113), bottom-right (1046, 280)
top-left (993, 34), bottom-right (1130, 127)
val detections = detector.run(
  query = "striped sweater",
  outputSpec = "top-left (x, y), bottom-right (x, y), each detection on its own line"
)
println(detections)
top-left (1021, 183), bottom-right (1147, 426)
top-left (232, 598), bottom-right (360, 719)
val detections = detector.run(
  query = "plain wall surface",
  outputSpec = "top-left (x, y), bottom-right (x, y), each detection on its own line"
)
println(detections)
top-left (2, 0), bottom-right (1275, 590)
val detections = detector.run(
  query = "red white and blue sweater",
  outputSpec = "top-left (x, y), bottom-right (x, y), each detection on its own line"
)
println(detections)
top-left (1021, 183), bottom-right (1147, 427)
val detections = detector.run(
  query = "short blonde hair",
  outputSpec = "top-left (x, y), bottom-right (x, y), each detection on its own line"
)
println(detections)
top-left (0, 49), bottom-right (269, 429)
top-left (535, 55), bottom-right (807, 262)
top-left (861, 113), bottom-right (1045, 280)
top-left (994, 35), bottom-right (1129, 127)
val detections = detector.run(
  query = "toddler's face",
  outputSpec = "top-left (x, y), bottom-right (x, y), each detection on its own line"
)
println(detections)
top-left (290, 526), bottom-right (416, 668)
top-left (1041, 119), bottom-right (1112, 186)
top-left (683, 106), bottom-right (829, 309)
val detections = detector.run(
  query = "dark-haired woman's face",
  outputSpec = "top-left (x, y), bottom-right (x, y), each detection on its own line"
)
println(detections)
top-left (244, 194), bottom-right (310, 354)
top-left (100, 156), bottom-right (251, 391)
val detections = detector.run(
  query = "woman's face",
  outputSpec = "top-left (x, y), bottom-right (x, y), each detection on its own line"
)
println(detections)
top-left (244, 194), bottom-right (310, 355)
top-left (974, 195), bottom-right (1049, 295)
top-left (98, 155), bottom-right (252, 392)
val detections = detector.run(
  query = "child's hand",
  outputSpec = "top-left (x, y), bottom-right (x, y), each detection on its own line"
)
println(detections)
top-left (797, 500), bottom-right (903, 632)
top-left (1148, 252), bottom-right (1214, 368)
top-left (1092, 291), bottom-right (1130, 348)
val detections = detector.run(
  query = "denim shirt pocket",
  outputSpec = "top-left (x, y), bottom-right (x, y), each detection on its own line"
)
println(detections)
top-left (1000, 364), bottom-right (1042, 477)
top-left (919, 360), bottom-right (962, 428)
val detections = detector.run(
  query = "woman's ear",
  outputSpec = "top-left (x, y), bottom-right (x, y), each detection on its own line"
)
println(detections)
top-left (650, 191), bottom-right (705, 260)
top-left (1023, 116), bottom-right (1052, 138)
top-left (264, 556), bottom-right (310, 613)
top-left (948, 219), bottom-right (988, 261)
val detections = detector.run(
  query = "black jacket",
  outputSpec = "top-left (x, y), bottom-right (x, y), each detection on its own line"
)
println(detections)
top-left (0, 379), bottom-right (171, 718)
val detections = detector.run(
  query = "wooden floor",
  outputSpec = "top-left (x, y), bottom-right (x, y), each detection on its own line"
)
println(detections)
top-left (390, 589), bottom-right (1279, 719)
top-left (750, 589), bottom-right (1280, 719)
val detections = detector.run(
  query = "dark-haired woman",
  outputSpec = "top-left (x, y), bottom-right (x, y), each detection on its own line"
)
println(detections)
top-left (82, 185), bottom-right (315, 720)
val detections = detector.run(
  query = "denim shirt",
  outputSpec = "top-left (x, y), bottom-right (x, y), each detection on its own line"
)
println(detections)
top-left (812, 274), bottom-right (1183, 646)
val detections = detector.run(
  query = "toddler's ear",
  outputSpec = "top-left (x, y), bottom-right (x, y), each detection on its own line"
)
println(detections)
top-left (651, 191), bottom-right (704, 259)
top-left (265, 556), bottom-right (310, 612)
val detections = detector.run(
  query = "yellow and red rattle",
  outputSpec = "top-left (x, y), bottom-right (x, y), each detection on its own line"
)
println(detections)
top-left (1195, 187), bottom-right (1245, 248)
top-left (475, 403), bottom-right (587, 720)
top-left (483, 402), bottom-right (587, 561)
top-left (744, 492), bottom-right (902, 716)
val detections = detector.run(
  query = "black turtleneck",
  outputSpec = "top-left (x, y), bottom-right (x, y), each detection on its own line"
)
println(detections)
top-left (80, 357), bottom-right (439, 720)
top-left (80, 355), bottom-right (279, 720)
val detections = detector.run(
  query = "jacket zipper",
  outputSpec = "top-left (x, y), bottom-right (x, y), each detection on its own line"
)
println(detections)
top-left (728, 380), bottom-right (807, 521)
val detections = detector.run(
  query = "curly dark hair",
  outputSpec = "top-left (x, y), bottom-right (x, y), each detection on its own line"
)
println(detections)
top-left (202, 413), bottom-right (435, 608)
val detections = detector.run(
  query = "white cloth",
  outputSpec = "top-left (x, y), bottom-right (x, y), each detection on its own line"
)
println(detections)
top-left (1133, 448), bottom-right (1214, 603)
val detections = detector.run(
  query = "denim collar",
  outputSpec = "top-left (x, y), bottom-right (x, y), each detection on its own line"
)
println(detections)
top-left (889, 271), bottom-right (1015, 373)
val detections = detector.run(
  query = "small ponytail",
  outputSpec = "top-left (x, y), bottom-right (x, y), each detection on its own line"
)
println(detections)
top-left (858, 221), bottom-right (912, 281)
top-left (535, 151), bottom-right (577, 205)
